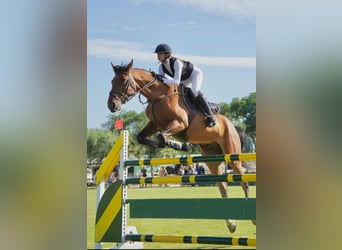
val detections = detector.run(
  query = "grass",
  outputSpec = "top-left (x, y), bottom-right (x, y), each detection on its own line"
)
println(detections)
top-left (87, 184), bottom-right (256, 249)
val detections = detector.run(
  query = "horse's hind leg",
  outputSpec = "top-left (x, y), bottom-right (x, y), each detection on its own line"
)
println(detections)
top-left (229, 161), bottom-right (249, 198)
top-left (206, 161), bottom-right (237, 233)
top-left (230, 163), bottom-right (256, 226)
top-left (223, 127), bottom-right (253, 228)
top-left (222, 125), bottom-right (250, 198)
top-left (219, 180), bottom-right (238, 233)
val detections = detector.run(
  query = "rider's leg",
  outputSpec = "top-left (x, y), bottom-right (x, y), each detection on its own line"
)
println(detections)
top-left (191, 68), bottom-right (216, 127)
top-left (196, 92), bottom-right (216, 127)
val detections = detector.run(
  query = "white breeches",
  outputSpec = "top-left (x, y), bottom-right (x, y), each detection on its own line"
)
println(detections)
top-left (182, 66), bottom-right (203, 96)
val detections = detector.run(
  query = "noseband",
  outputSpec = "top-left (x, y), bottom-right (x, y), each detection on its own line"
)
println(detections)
top-left (110, 72), bottom-right (157, 104)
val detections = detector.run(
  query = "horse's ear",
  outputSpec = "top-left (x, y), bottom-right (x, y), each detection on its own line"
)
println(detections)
top-left (111, 62), bottom-right (120, 74)
top-left (126, 59), bottom-right (134, 71)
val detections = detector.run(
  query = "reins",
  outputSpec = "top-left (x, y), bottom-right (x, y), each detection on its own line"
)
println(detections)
top-left (110, 72), bottom-right (158, 104)
top-left (135, 76), bottom-right (158, 105)
top-left (112, 69), bottom-right (182, 106)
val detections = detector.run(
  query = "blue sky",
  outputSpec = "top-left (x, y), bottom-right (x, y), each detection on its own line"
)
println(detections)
top-left (87, 0), bottom-right (256, 129)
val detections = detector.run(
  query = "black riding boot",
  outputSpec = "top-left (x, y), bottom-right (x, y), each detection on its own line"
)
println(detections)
top-left (196, 92), bottom-right (216, 127)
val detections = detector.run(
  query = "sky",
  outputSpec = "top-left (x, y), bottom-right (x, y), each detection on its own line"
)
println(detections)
top-left (87, 0), bottom-right (256, 129)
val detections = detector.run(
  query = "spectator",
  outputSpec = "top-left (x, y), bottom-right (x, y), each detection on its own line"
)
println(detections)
top-left (140, 167), bottom-right (147, 188)
top-left (195, 163), bottom-right (201, 175)
top-left (158, 167), bottom-right (168, 187)
top-left (177, 165), bottom-right (185, 176)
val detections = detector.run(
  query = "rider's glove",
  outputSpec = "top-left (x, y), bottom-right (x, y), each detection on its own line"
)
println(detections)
top-left (151, 71), bottom-right (165, 83)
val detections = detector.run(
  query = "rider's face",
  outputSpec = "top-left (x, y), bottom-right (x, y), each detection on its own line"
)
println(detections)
top-left (157, 52), bottom-right (166, 63)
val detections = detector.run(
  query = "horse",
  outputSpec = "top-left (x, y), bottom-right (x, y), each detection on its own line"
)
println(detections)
top-left (107, 59), bottom-right (254, 233)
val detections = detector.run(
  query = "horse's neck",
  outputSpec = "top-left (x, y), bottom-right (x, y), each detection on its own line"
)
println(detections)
top-left (133, 69), bottom-right (170, 100)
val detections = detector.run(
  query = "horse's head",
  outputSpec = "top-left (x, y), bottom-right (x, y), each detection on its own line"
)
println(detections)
top-left (107, 59), bottom-right (136, 112)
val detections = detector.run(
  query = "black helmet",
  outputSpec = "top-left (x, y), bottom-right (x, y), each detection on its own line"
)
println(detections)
top-left (154, 44), bottom-right (172, 54)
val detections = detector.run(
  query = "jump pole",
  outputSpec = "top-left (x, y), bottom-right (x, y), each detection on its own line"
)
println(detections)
top-left (95, 130), bottom-right (256, 249)
top-left (95, 130), bottom-right (143, 249)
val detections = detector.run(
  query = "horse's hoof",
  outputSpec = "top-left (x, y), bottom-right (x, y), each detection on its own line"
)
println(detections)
top-left (226, 220), bottom-right (237, 233)
top-left (181, 143), bottom-right (193, 152)
top-left (157, 134), bottom-right (166, 147)
top-left (252, 220), bottom-right (256, 225)
top-left (147, 142), bottom-right (157, 148)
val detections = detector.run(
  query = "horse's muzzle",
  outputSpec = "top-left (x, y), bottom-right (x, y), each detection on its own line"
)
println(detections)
top-left (107, 97), bottom-right (122, 112)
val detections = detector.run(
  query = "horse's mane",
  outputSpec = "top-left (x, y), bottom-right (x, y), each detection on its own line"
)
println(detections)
top-left (134, 67), bottom-right (151, 73)
top-left (116, 63), bottom-right (150, 73)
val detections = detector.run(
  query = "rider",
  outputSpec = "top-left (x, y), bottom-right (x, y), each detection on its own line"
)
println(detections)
top-left (153, 43), bottom-right (216, 127)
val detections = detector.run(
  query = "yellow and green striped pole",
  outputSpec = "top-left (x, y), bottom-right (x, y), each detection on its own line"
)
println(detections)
top-left (125, 234), bottom-right (256, 247)
top-left (124, 153), bottom-right (256, 167)
top-left (125, 173), bottom-right (256, 185)
top-left (96, 132), bottom-right (124, 186)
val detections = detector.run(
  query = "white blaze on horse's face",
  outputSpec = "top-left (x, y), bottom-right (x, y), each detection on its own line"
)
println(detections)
top-left (107, 76), bottom-right (124, 112)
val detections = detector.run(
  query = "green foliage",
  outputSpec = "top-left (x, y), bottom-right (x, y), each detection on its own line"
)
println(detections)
top-left (219, 102), bottom-right (230, 116)
top-left (99, 111), bottom-right (152, 158)
top-left (87, 129), bottom-right (118, 163)
top-left (101, 111), bottom-right (144, 131)
top-left (219, 92), bottom-right (256, 138)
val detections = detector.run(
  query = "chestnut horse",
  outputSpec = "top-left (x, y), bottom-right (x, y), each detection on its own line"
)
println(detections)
top-left (107, 59), bottom-right (253, 233)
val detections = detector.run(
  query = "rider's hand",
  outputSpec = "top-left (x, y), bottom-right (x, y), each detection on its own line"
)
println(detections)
top-left (151, 71), bottom-right (164, 83)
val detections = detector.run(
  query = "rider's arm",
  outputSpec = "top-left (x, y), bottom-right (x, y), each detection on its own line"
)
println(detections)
top-left (158, 64), bottom-right (165, 76)
top-left (162, 59), bottom-right (183, 85)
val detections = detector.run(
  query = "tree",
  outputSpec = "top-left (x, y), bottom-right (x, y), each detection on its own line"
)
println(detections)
top-left (101, 111), bottom-right (144, 132)
top-left (219, 102), bottom-right (231, 116)
top-left (243, 92), bottom-right (256, 137)
top-left (87, 129), bottom-right (118, 163)
top-left (219, 92), bottom-right (256, 138)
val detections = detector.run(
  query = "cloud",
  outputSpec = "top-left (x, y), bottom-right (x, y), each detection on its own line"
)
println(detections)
top-left (176, 0), bottom-right (255, 19)
top-left (131, 0), bottom-right (255, 19)
top-left (87, 39), bottom-right (154, 61)
top-left (88, 39), bottom-right (255, 68)
top-left (185, 55), bottom-right (256, 67)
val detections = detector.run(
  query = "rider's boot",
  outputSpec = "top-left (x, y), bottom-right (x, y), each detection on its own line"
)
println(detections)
top-left (196, 92), bottom-right (216, 127)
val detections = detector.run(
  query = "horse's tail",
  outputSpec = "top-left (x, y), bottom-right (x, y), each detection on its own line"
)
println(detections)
top-left (234, 126), bottom-right (247, 152)
top-left (234, 125), bottom-right (256, 153)
top-left (234, 126), bottom-right (256, 172)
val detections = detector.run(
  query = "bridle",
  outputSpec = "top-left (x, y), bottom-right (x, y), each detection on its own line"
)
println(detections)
top-left (109, 71), bottom-right (158, 104)
top-left (109, 72), bottom-right (135, 104)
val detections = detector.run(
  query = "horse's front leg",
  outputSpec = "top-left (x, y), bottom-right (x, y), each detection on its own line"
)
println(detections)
top-left (156, 121), bottom-right (191, 151)
top-left (137, 121), bottom-right (159, 147)
top-left (156, 133), bottom-right (192, 151)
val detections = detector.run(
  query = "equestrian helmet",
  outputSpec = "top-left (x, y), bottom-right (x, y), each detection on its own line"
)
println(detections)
top-left (154, 44), bottom-right (172, 54)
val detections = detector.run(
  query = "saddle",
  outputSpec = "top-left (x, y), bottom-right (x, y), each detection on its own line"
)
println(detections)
top-left (180, 84), bottom-right (220, 115)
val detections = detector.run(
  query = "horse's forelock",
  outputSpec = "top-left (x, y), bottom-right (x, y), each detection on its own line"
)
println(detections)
top-left (112, 63), bottom-right (130, 74)
top-left (117, 64), bottom-right (128, 72)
